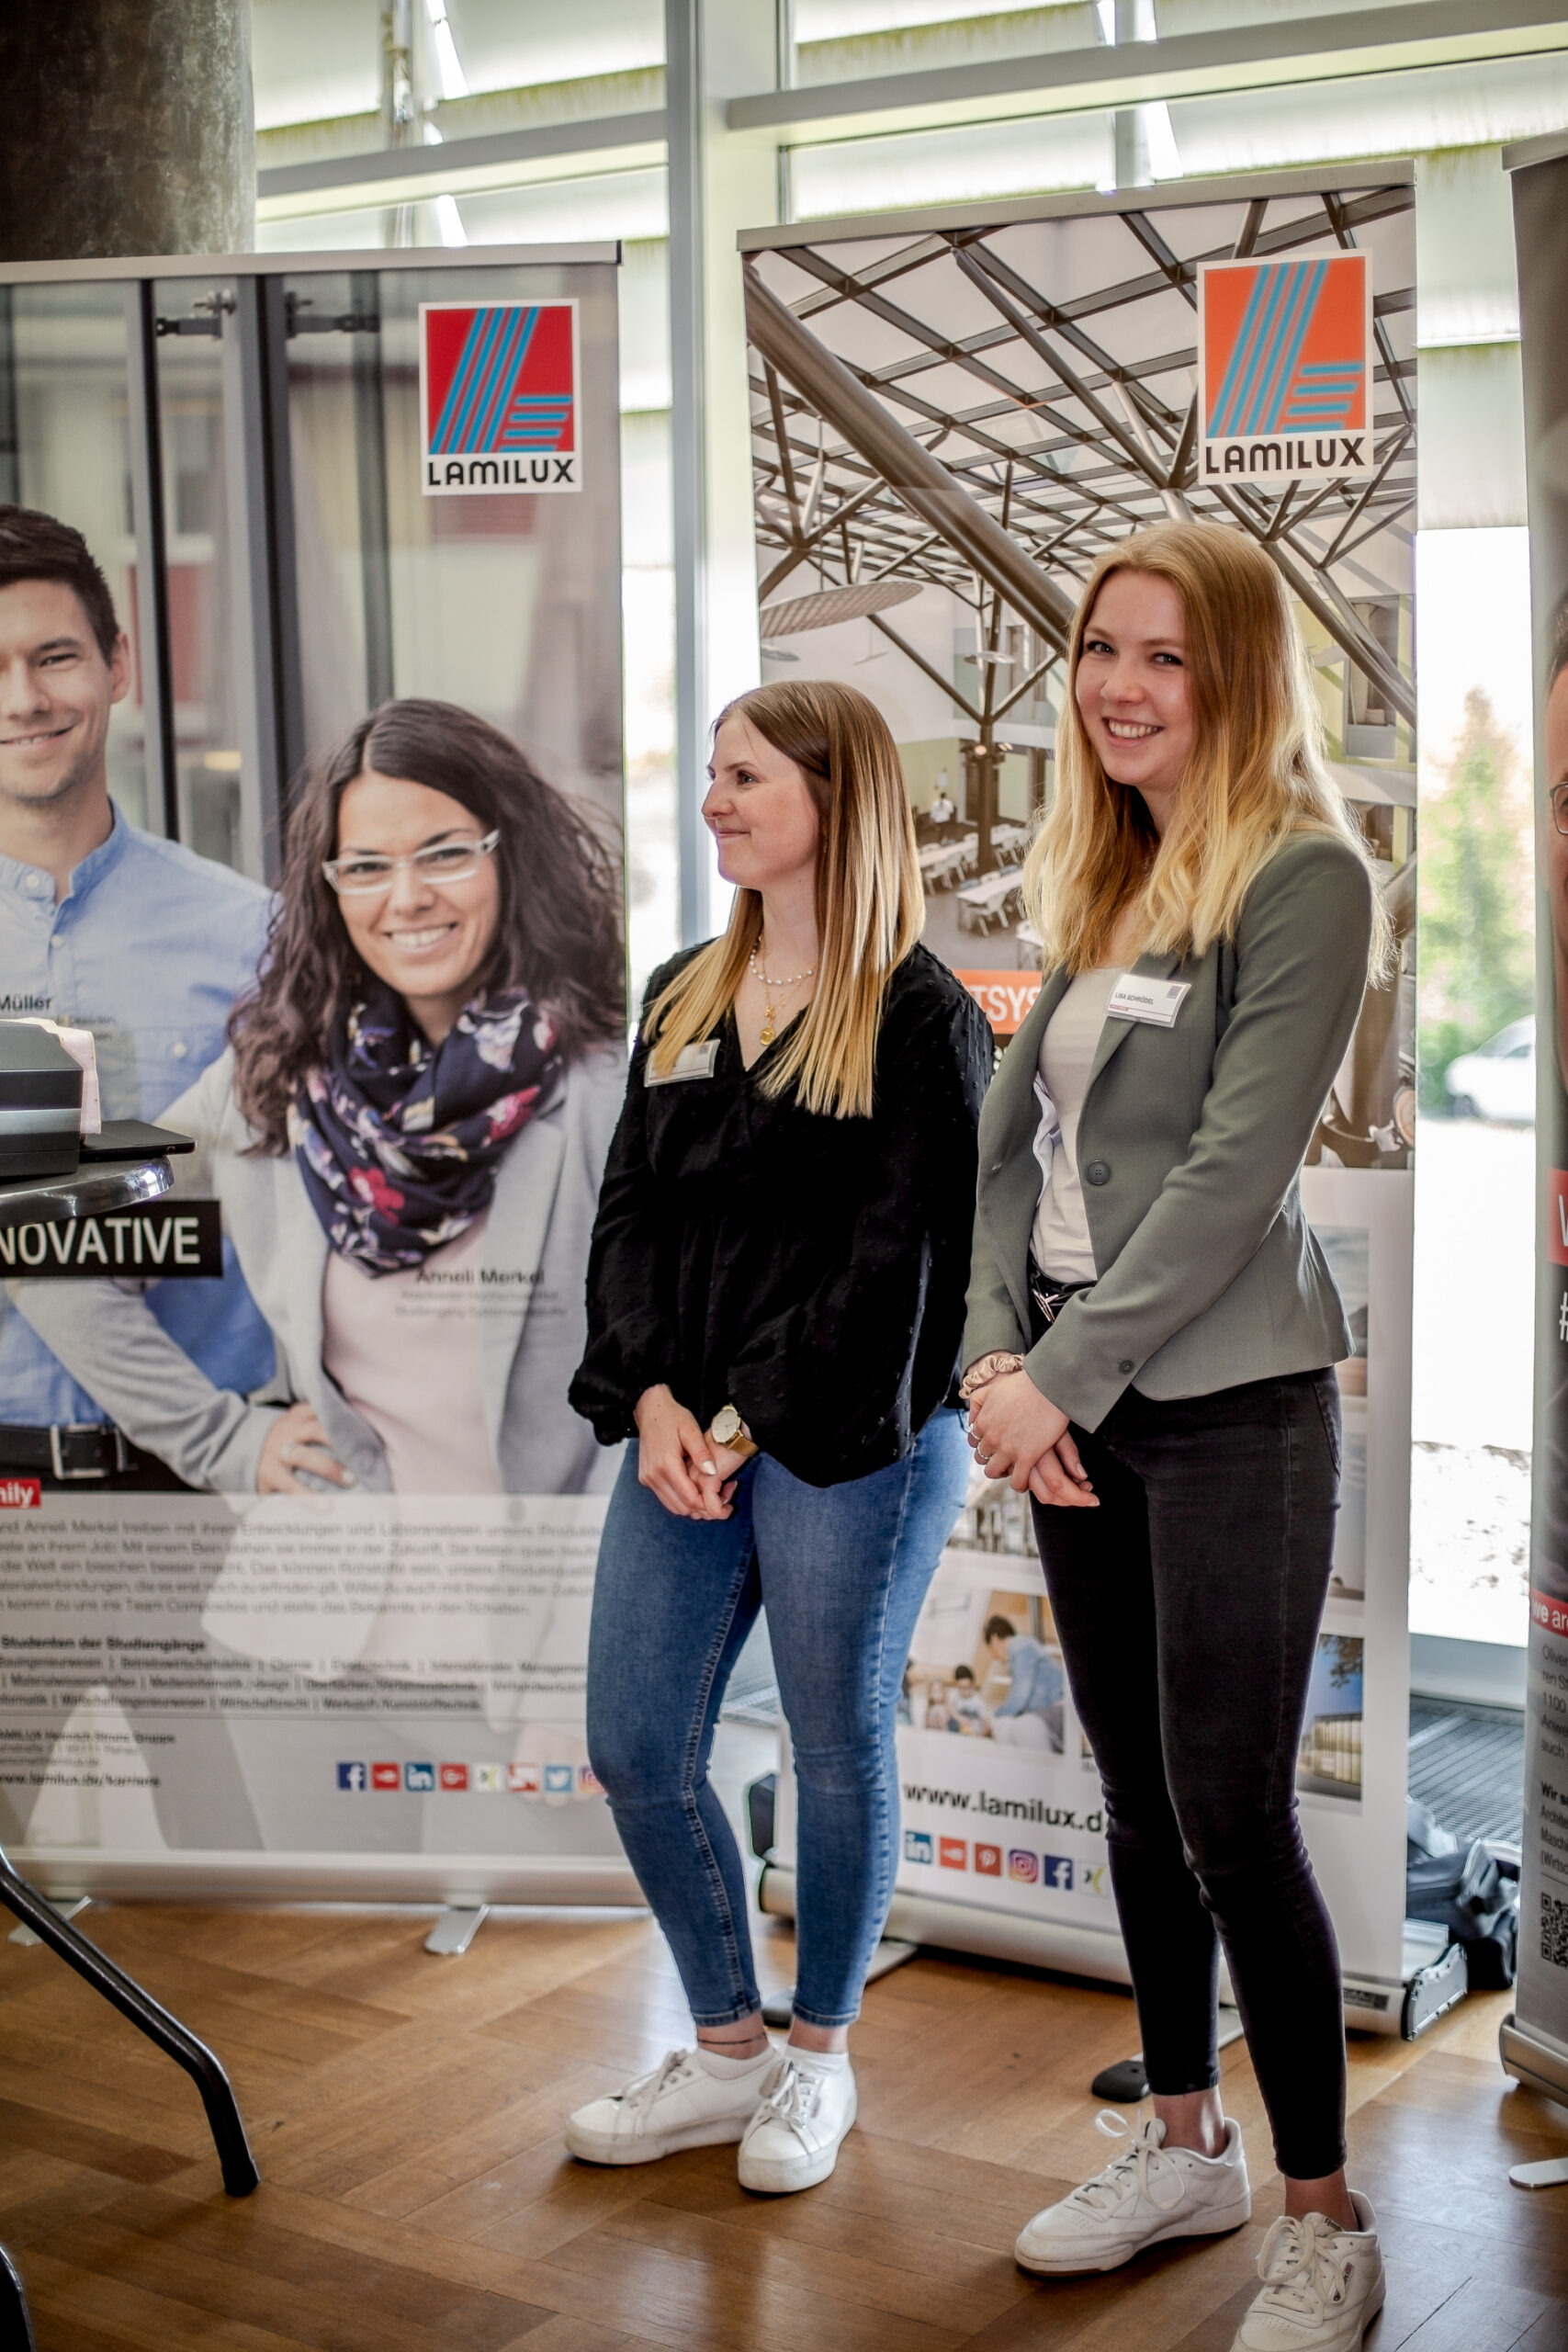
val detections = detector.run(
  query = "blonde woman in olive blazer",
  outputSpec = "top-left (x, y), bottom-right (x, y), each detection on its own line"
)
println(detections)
top-left (964, 827), bottom-right (1364, 1431)
top-left (963, 524), bottom-right (1389, 2352)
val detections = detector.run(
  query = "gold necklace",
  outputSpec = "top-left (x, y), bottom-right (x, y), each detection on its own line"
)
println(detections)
top-left (749, 937), bottom-right (816, 1047)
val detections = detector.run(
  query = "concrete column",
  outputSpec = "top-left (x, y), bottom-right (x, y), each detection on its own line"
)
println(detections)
top-left (0, 1), bottom-right (254, 263)
top-left (666, 0), bottom-right (782, 943)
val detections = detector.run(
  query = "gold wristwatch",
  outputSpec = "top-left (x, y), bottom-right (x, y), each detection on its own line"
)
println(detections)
top-left (958, 1351), bottom-right (1025, 1404)
top-left (709, 1403), bottom-right (759, 1462)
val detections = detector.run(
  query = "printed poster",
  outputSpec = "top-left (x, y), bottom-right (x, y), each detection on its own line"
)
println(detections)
top-left (745, 173), bottom-right (1416, 1990)
top-left (0, 252), bottom-right (630, 1899)
top-left (1505, 141), bottom-right (1568, 2085)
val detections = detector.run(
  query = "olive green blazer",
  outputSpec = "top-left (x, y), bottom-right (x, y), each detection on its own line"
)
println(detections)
top-left (964, 832), bottom-right (1374, 1431)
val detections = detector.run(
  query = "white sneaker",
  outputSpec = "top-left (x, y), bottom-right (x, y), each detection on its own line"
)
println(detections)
top-left (1015, 2110), bottom-right (1252, 2275)
top-left (564, 2046), bottom-right (773, 2165)
top-left (737, 2054), bottom-right (858, 2193)
top-left (1231, 2194), bottom-right (1385, 2350)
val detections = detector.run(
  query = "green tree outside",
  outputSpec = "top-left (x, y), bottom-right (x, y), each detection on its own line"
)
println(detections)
top-left (1416, 686), bottom-right (1535, 1107)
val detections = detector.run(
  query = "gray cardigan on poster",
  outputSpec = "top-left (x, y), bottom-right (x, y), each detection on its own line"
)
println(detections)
top-left (13, 1041), bottom-right (627, 1495)
top-left (964, 831), bottom-right (1374, 1432)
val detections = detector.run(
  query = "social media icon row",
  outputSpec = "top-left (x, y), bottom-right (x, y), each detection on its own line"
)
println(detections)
top-left (902, 1829), bottom-right (1108, 1895)
top-left (337, 1760), bottom-right (602, 1796)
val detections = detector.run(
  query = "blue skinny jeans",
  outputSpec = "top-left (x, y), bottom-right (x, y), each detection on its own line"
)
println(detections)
top-left (586, 1408), bottom-right (970, 2030)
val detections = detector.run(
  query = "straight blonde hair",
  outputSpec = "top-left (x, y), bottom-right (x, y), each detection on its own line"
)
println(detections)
top-left (1024, 521), bottom-right (1393, 979)
top-left (645, 680), bottom-right (923, 1119)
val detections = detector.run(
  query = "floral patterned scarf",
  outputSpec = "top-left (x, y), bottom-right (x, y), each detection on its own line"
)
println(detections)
top-left (291, 983), bottom-right (562, 1274)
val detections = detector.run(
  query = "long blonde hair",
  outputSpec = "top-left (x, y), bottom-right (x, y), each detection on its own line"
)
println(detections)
top-left (1023, 521), bottom-right (1392, 978)
top-left (645, 680), bottom-right (923, 1119)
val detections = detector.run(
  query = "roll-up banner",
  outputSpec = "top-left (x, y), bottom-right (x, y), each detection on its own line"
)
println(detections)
top-left (0, 248), bottom-right (639, 1907)
top-left (744, 170), bottom-right (1421, 2028)
top-left (1502, 137), bottom-right (1568, 2105)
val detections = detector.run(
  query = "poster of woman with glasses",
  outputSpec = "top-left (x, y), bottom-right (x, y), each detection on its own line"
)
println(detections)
top-left (10, 698), bottom-right (629, 1858)
top-left (19, 697), bottom-right (627, 1502)
top-left (0, 254), bottom-right (637, 1880)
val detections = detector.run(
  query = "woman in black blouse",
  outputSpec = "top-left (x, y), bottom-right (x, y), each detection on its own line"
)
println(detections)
top-left (568, 680), bottom-right (989, 2196)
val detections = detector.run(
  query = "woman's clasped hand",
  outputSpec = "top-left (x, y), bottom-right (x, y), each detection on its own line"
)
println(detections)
top-left (964, 1369), bottom-right (1097, 1508)
top-left (631, 1382), bottom-right (746, 1520)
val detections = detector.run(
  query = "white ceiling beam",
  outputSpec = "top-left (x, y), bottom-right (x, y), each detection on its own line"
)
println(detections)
top-left (253, 2), bottom-right (1568, 220)
top-left (728, 0), bottom-right (1568, 143)
top-left (256, 109), bottom-right (667, 219)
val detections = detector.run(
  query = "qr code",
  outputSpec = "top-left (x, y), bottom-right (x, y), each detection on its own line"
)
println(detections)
top-left (1542, 1891), bottom-right (1568, 1970)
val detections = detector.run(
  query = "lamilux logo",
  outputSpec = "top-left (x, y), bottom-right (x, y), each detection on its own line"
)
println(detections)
top-left (0, 1477), bottom-right (39, 1509)
top-left (421, 300), bottom-right (581, 496)
top-left (1198, 252), bottom-right (1371, 482)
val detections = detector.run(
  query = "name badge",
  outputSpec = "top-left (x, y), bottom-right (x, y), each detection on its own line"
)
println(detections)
top-left (644, 1039), bottom-right (720, 1085)
top-left (1105, 974), bottom-right (1191, 1028)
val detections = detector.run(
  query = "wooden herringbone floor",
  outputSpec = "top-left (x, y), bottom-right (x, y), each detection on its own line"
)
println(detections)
top-left (1, 1897), bottom-right (1564, 2351)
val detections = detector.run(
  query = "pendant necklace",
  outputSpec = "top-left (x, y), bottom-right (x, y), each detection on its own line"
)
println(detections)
top-left (749, 936), bottom-right (816, 1047)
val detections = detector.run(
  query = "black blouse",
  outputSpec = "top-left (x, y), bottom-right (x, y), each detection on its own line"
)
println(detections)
top-left (570, 942), bottom-right (992, 1487)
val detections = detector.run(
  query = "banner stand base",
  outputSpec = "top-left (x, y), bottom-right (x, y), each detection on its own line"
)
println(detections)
top-left (761, 1868), bottom-right (1467, 2043)
top-left (759, 1862), bottom-right (1133, 1989)
top-left (11, 1850), bottom-right (645, 1910)
top-left (424, 1904), bottom-right (490, 1956)
top-left (1500, 2012), bottom-right (1568, 2111)
top-left (9, 1893), bottom-right (89, 1948)
top-left (1509, 2155), bottom-right (1568, 2188)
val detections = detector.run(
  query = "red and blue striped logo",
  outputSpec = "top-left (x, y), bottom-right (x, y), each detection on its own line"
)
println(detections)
top-left (1199, 253), bottom-right (1371, 481)
top-left (420, 300), bottom-right (581, 495)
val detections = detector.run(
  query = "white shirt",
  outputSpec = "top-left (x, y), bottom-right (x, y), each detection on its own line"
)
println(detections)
top-left (1030, 967), bottom-right (1122, 1283)
top-left (322, 1212), bottom-right (502, 1494)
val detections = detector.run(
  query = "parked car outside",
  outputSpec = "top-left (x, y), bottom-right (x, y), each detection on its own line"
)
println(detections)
top-left (1443, 1017), bottom-right (1536, 1123)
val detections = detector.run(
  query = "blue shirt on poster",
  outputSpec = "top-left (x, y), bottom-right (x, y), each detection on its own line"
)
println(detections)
top-left (993, 1633), bottom-right (1066, 1721)
top-left (0, 807), bottom-right (276, 1430)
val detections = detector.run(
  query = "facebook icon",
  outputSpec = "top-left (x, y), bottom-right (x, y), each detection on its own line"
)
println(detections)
top-left (336, 1762), bottom-right (367, 1792)
top-left (1042, 1854), bottom-right (1075, 1890)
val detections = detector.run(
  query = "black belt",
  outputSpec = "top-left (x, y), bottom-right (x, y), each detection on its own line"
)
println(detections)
top-left (0, 1423), bottom-right (133, 1480)
top-left (1028, 1257), bottom-right (1094, 1333)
